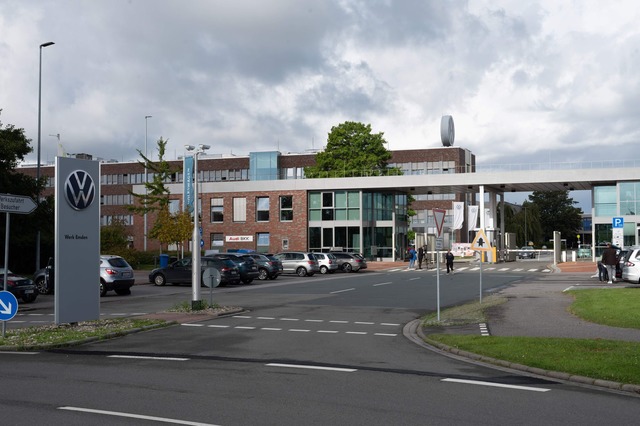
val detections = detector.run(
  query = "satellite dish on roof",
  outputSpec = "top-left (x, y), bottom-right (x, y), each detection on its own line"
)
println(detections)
top-left (441, 115), bottom-right (455, 146)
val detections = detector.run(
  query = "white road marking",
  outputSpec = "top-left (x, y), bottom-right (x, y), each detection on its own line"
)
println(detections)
top-left (233, 315), bottom-right (251, 319)
top-left (485, 267), bottom-right (496, 271)
top-left (0, 351), bottom-right (38, 355)
top-left (409, 277), bottom-right (421, 281)
top-left (289, 329), bottom-right (311, 332)
top-left (305, 319), bottom-right (324, 322)
top-left (182, 324), bottom-right (204, 327)
top-left (470, 267), bottom-right (480, 271)
top-left (528, 269), bottom-right (538, 272)
top-left (317, 330), bottom-right (339, 333)
top-left (374, 333), bottom-right (397, 337)
top-left (456, 267), bottom-right (469, 271)
top-left (107, 355), bottom-right (189, 361)
top-left (373, 281), bottom-right (392, 286)
top-left (346, 331), bottom-right (367, 335)
top-left (499, 268), bottom-right (510, 271)
top-left (380, 323), bottom-right (400, 326)
top-left (206, 325), bottom-right (229, 328)
top-left (329, 320), bottom-right (349, 324)
top-left (331, 288), bottom-right (355, 294)
top-left (479, 323), bottom-right (490, 336)
top-left (261, 328), bottom-right (282, 331)
top-left (58, 406), bottom-right (218, 425)
top-left (354, 321), bottom-right (375, 325)
top-left (513, 268), bottom-right (524, 271)
top-left (441, 378), bottom-right (551, 392)
top-left (235, 326), bottom-right (255, 330)
top-left (266, 363), bottom-right (357, 372)
top-left (280, 318), bottom-right (299, 321)
top-left (257, 316), bottom-right (275, 320)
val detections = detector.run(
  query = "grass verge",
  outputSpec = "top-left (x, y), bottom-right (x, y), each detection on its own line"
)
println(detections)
top-left (424, 288), bottom-right (640, 386)
top-left (0, 318), bottom-right (168, 350)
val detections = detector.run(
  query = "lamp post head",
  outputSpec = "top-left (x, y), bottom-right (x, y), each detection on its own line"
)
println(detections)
top-left (198, 144), bottom-right (211, 151)
top-left (40, 41), bottom-right (55, 48)
top-left (145, 115), bottom-right (152, 119)
top-left (184, 145), bottom-right (195, 151)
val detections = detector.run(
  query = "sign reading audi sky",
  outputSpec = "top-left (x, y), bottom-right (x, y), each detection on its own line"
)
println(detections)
top-left (55, 157), bottom-right (100, 324)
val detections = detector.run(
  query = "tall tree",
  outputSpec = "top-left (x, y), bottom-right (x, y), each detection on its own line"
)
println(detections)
top-left (129, 137), bottom-right (179, 252)
top-left (0, 110), bottom-right (54, 272)
top-left (528, 190), bottom-right (583, 247)
top-left (304, 122), bottom-right (393, 178)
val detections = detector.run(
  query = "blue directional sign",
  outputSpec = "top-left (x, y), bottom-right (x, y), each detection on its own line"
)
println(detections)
top-left (613, 217), bottom-right (624, 228)
top-left (0, 291), bottom-right (18, 321)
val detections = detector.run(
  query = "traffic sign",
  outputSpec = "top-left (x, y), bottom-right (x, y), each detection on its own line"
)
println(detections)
top-left (0, 194), bottom-right (37, 215)
top-left (432, 208), bottom-right (446, 237)
top-left (203, 268), bottom-right (221, 288)
top-left (471, 229), bottom-right (492, 251)
top-left (0, 291), bottom-right (18, 321)
top-left (435, 237), bottom-right (444, 250)
top-left (613, 217), bottom-right (624, 228)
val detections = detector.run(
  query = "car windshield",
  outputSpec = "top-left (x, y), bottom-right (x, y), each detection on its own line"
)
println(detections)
top-left (0, 268), bottom-right (12, 275)
top-left (107, 257), bottom-right (129, 267)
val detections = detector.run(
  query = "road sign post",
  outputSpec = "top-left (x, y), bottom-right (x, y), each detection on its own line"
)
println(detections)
top-left (1, 194), bottom-right (37, 337)
top-left (432, 209), bottom-right (447, 321)
top-left (470, 229), bottom-right (493, 303)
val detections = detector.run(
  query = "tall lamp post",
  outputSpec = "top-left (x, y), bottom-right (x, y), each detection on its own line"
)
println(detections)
top-left (143, 115), bottom-right (152, 252)
top-left (36, 41), bottom-right (55, 271)
top-left (185, 144), bottom-right (210, 308)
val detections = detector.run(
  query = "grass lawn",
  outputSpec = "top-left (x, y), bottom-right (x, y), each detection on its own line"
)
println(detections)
top-left (424, 289), bottom-right (640, 385)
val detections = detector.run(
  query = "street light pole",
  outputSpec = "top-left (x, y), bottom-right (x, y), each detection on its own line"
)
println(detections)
top-left (36, 41), bottom-right (55, 271)
top-left (185, 144), bottom-right (210, 309)
top-left (144, 115), bottom-right (152, 252)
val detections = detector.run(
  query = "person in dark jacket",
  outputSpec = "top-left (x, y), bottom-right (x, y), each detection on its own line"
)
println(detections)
top-left (445, 249), bottom-right (455, 274)
top-left (601, 243), bottom-right (618, 284)
top-left (417, 246), bottom-right (425, 269)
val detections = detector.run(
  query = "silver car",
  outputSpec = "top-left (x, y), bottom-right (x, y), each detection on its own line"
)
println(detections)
top-left (273, 252), bottom-right (319, 277)
top-left (330, 252), bottom-right (368, 272)
top-left (99, 255), bottom-right (134, 296)
top-left (312, 252), bottom-right (339, 274)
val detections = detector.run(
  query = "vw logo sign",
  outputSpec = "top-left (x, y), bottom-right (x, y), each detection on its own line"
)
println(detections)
top-left (64, 170), bottom-right (96, 210)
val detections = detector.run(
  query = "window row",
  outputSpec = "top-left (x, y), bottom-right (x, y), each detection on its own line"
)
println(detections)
top-left (101, 194), bottom-right (133, 205)
top-left (210, 196), bottom-right (294, 223)
top-left (209, 232), bottom-right (271, 252)
top-left (309, 191), bottom-right (360, 221)
top-left (101, 215), bottom-right (134, 226)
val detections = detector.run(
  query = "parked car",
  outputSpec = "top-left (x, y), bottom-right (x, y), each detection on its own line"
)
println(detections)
top-left (149, 257), bottom-right (241, 287)
top-left (312, 252), bottom-right (339, 274)
top-left (518, 246), bottom-right (536, 259)
top-left (245, 253), bottom-right (282, 280)
top-left (0, 268), bottom-right (38, 303)
top-left (273, 252), bottom-right (319, 277)
top-left (330, 252), bottom-right (368, 272)
top-left (99, 255), bottom-right (135, 296)
top-left (209, 253), bottom-right (260, 284)
top-left (33, 257), bottom-right (54, 295)
top-left (616, 249), bottom-right (627, 279)
top-left (622, 246), bottom-right (640, 284)
top-left (264, 254), bottom-right (284, 276)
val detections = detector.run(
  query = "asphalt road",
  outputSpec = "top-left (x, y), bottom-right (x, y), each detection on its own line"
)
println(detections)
top-left (2, 261), bottom-right (639, 425)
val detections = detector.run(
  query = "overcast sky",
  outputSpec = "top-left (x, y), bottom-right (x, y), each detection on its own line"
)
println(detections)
top-left (3, 0), bottom-right (640, 208)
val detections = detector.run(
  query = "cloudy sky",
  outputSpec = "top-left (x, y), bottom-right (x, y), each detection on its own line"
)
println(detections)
top-left (2, 0), bottom-right (639, 206)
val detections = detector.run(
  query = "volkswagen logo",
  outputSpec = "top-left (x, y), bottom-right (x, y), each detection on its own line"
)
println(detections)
top-left (64, 170), bottom-right (95, 210)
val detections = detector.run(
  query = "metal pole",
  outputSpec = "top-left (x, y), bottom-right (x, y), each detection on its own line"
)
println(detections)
top-left (436, 248), bottom-right (440, 321)
top-left (192, 151), bottom-right (201, 307)
top-left (36, 41), bottom-right (54, 271)
top-left (3, 213), bottom-right (10, 337)
top-left (143, 115), bottom-right (152, 252)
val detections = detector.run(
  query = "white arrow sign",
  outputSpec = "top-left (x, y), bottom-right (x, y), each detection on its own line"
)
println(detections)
top-left (0, 299), bottom-right (11, 315)
top-left (0, 194), bottom-right (37, 214)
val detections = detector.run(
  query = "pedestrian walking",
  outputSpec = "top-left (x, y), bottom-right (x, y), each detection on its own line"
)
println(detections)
top-left (601, 243), bottom-right (618, 284)
top-left (408, 246), bottom-right (417, 270)
top-left (417, 246), bottom-right (424, 269)
top-left (445, 249), bottom-right (455, 274)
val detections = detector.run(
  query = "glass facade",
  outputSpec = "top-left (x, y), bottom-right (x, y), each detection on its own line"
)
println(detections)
top-left (249, 151), bottom-right (280, 181)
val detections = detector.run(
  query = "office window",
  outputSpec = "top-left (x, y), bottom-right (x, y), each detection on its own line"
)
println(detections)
top-left (280, 195), bottom-right (293, 221)
top-left (168, 199), bottom-right (180, 214)
top-left (210, 198), bottom-right (224, 222)
top-left (233, 197), bottom-right (247, 222)
top-left (257, 232), bottom-right (270, 253)
top-left (256, 197), bottom-right (270, 221)
top-left (210, 233), bottom-right (224, 247)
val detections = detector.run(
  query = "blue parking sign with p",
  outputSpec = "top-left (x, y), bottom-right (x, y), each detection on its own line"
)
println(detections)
top-left (613, 217), bottom-right (624, 228)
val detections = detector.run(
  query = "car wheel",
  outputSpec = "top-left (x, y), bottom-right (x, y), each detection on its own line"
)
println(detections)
top-left (153, 274), bottom-right (166, 286)
top-left (343, 263), bottom-right (352, 273)
top-left (258, 268), bottom-right (269, 280)
top-left (296, 267), bottom-right (307, 277)
top-left (22, 293), bottom-right (38, 303)
top-left (35, 277), bottom-right (49, 295)
top-left (99, 281), bottom-right (107, 297)
top-left (320, 266), bottom-right (328, 274)
top-left (115, 288), bottom-right (131, 295)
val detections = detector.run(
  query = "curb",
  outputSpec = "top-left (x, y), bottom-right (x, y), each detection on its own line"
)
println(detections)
top-left (405, 319), bottom-right (640, 396)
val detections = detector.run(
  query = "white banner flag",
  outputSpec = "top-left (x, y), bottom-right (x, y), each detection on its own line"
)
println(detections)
top-left (452, 202), bottom-right (464, 230)
top-left (468, 205), bottom-right (479, 230)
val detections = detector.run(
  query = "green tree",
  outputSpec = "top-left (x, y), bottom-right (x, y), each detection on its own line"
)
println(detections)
top-left (528, 191), bottom-right (583, 247)
top-left (0, 110), bottom-right (54, 272)
top-left (129, 137), bottom-right (178, 252)
top-left (100, 218), bottom-right (130, 254)
top-left (304, 122), bottom-right (393, 178)
top-left (503, 202), bottom-right (543, 247)
top-left (150, 208), bottom-right (193, 258)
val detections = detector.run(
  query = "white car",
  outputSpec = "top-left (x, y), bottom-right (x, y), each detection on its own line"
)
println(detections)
top-left (312, 253), bottom-right (339, 274)
top-left (621, 246), bottom-right (640, 284)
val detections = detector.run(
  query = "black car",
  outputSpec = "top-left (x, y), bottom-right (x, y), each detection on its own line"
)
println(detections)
top-left (209, 253), bottom-right (260, 284)
top-left (1, 268), bottom-right (38, 303)
top-left (149, 257), bottom-right (241, 287)
top-left (245, 253), bottom-right (281, 280)
top-left (33, 257), bottom-right (54, 294)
